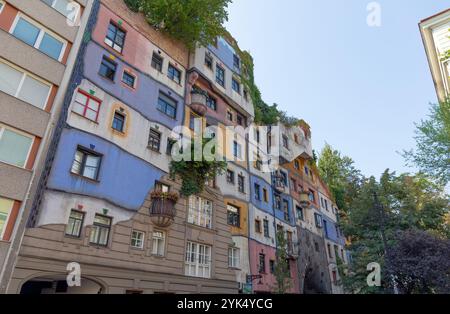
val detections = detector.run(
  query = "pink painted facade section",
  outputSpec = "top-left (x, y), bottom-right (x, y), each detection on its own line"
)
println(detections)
top-left (249, 240), bottom-right (299, 293)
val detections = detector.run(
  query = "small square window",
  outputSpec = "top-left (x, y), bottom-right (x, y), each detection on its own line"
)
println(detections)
top-left (151, 52), bottom-right (163, 72)
top-left (99, 56), bottom-right (117, 81)
top-left (112, 111), bottom-right (126, 132)
top-left (131, 230), bottom-right (145, 249)
top-left (205, 53), bottom-right (213, 69)
top-left (168, 64), bottom-right (181, 84)
top-left (157, 92), bottom-right (177, 119)
top-left (122, 71), bottom-right (136, 88)
top-left (105, 22), bottom-right (126, 53)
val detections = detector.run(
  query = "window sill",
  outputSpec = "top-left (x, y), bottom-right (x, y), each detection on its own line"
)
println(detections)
top-left (71, 111), bottom-right (99, 124)
top-left (147, 146), bottom-right (161, 154)
top-left (70, 172), bottom-right (100, 183)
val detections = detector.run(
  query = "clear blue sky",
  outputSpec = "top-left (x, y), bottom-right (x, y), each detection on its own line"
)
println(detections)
top-left (225, 0), bottom-right (449, 178)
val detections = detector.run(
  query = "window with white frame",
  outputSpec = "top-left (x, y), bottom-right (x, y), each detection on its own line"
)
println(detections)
top-left (130, 230), bottom-right (145, 249)
top-left (0, 59), bottom-right (52, 109)
top-left (0, 124), bottom-right (33, 168)
top-left (185, 242), bottom-right (211, 278)
top-left (228, 247), bottom-right (240, 268)
top-left (11, 14), bottom-right (67, 61)
top-left (65, 209), bottom-right (84, 238)
top-left (188, 196), bottom-right (212, 229)
top-left (71, 146), bottom-right (102, 180)
top-left (41, 0), bottom-right (79, 21)
top-left (72, 89), bottom-right (101, 121)
top-left (0, 197), bottom-right (14, 239)
top-left (151, 230), bottom-right (165, 256)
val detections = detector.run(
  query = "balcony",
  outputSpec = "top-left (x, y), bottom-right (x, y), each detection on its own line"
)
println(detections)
top-left (189, 90), bottom-right (208, 116)
top-left (287, 242), bottom-right (299, 259)
top-left (149, 191), bottom-right (178, 227)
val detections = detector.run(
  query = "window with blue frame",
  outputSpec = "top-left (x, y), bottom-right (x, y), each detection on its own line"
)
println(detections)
top-left (296, 206), bottom-right (304, 221)
top-left (216, 65), bottom-right (225, 87)
top-left (99, 56), bottom-right (117, 81)
top-left (233, 54), bottom-right (240, 70)
top-left (206, 96), bottom-right (217, 111)
top-left (168, 64), bottom-right (181, 84)
top-left (323, 220), bottom-right (328, 237)
top-left (314, 213), bottom-right (323, 228)
top-left (112, 111), bottom-right (125, 133)
top-left (157, 92), bottom-right (177, 119)
top-left (105, 22), bottom-right (126, 53)
top-left (282, 200), bottom-right (289, 221)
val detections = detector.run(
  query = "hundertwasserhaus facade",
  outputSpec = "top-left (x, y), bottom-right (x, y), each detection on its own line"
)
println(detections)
top-left (0, 0), bottom-right (349, 294)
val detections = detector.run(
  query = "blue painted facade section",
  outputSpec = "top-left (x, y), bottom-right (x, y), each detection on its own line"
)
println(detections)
top-left (208, 37), bottom-right (241, 75)
top-left (322, 215), bottom-right (346, 245)
top-left (84, 42), bottom-right (184, 129)
top-left (273, 192), bottom-right (295, 226)
top-left (47, 128), bottom-right (165, 210)
top-left (250, 175), bottom-right (273, 214)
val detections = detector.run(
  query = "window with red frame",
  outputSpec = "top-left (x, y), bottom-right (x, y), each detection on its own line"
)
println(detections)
top-left (72, 90), bottom-right (101, 122)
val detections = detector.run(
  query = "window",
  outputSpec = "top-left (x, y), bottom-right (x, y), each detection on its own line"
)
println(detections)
top-left (99, 56), bottom-right (117, 81)
top-left (227, 204), bottom-right (240, 227)
top-left (227, 111), bottom-right (233, 121)
top-left (206, 96), bottom-right (217, 110)
top-left (41, 0), bottom-right (78, 21)
top-left (151, 52), bottom-right (163, 72)
top-left (304, 166), bottom-right (309, 175)
top-left (283, 200), bottom-right (290, 221)
top-left (233, 141), bottom-right (242, 159)
top-left (11, 15), bottom-right (65, 61)
top-left (282, 135), bottom-right (289, 149)
top-left (205, 53), bottom-right (213, 69)
top-left (254, 183), bottom-right (261, 201)
top-left (291, 178), bottom-right (297, 192)
top-left (71, 147), bottom-right (102, 180)
top-left (228, 247), bottom-right (240, 268)
top-left (112, 111), bottom-right (126, 132)
top-left (314, 213), bottom-right (323, 228)
top-left (324, 199), bottom-right (329, 211)
top-left (131, 230), bottom-right (145, 249)
top-left (89, 214), bottom-right (111, 246)
top-left (296, 206), bottom-right (304, 221)
top-left (185, 242), bottom-right (211, 278)
top-left (0, 1), bottom-right (4, 14)
top-left (269, 260), bottom-right (275, 274)
top-left (105, 22), bottom-right (126, 53)
top-left (237, 175), bottom-right (245, 193)
top-left (243, 89), bottom-right (248, 101)
top-left (233, 54), bottom-right (240, 70)
top-left (255, 219), bottom-right (261, 233)
top-left (188, 196), bottom-right (212, 229)
top-left (226, 169), bottom-right (235, 184)
top-left (332, 270), bottom-right (337, 284)
top-left (155, 181), bottom-right (170, 193)
top-left (263, 188), bottom-right (268, 203)
top-left (237, 114), bottom-right (244, 126)
top-left (157, 92), bottom-right (177, 118)
top-left (65, 210), bottom-right (84, 238)
top-left (327, 243), bottom-right (332, 258)
top-left (166, 138), bottom-right (176, 155)
top-left (0, 59), bottom-right (52, 109)
top-left (189, 112), bottom-right (202, 134)
top-left (152, 231), bottom-right (165, 256)
top-left (72, 89), bottom-right (101, 121)
top-left (216, 65), bottom-right (225, 87)
top-left (309, 189), bottom-right (315, 202)
top-left (263, 219), bottom-right (269, 238)
top-left (274, 193), bottom-right (281, 210)
top-left (232, 78), bottom-right (240, 94)
top-left (0, 198), bottom-right (14, 239)
top-left (148, 128), bottom-right (161, 152)
top-left (122, 71), bottom-right (136, 88)
top-left (294, 160), bottom-right (300, 170)
top-left (258, 253), bottom-right (266, 273)
top-left (0, 125), bottom-right (33, 168)
top-left (168, 64), bottom-right (181, 84)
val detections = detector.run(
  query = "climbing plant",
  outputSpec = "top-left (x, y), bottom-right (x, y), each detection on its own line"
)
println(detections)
top-left (169, 138), bottom-right (227, 197)
top-left (123, 0), bottom-right (231, 50)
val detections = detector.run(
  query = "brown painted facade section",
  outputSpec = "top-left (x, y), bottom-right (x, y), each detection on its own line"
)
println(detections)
top-left (9, 176), bottom-right (238, 293)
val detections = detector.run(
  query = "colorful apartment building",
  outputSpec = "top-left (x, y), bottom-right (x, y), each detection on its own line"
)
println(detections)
top-left (419, 9), bottom-right (450, 102)
top-left (4, 0), bottom-right (237, 294)
top-left (0, 0), bottom-right (348, 294)
top-left (0, 0), bottom-right (93, 292)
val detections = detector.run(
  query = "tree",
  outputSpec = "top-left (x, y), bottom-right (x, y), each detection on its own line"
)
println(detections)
top-left (272, 229), bottom-right (292, 294)
top-left (386, 229), bottom-right (450, 294)
top-left (403, 99), bottom-right (450, 185)
top-left (125, 0), bottom-right (231, 50)
top-left (317, 143), bottom-right (362, 212)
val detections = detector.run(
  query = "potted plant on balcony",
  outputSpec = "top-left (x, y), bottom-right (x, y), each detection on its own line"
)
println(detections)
top-left (149, 190), bottom-right (179, 227)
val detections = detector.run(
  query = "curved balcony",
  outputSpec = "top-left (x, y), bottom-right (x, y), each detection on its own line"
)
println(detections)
top-left (149, 192), bottom-right (178, 228)
top-left (189, 90), bottom-right (208, 116)
top-left (298, 190), bottom-right (311, 208)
